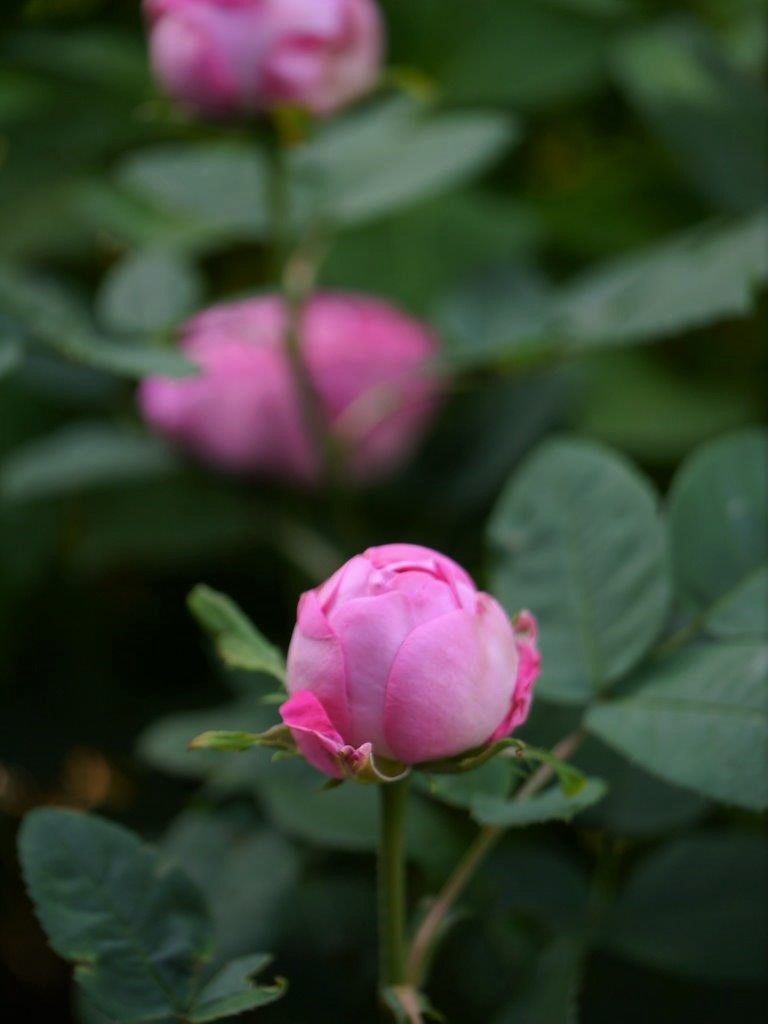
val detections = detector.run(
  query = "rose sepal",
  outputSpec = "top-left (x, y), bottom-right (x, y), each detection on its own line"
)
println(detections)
top-left (189, 723), bottom-right (410, 785)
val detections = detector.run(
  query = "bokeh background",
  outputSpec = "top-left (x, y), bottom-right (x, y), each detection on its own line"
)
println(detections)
top-left (1, 1), bottom-right (766, 1021)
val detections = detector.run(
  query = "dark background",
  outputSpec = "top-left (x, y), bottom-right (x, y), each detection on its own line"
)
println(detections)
top-left (1, 1), bottom-right (766, 1021)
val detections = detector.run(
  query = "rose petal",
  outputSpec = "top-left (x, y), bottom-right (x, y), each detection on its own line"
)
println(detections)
top-left (384, 606), bottom-right (516, 764)
top-left (490, 609), bottom-right (541, 741)
top-left (329, 590), bottom-right (413, 755)
top-left (280, 690), bottom-right (371, 779)
top-left (286, 591), bottom-right (351, 736)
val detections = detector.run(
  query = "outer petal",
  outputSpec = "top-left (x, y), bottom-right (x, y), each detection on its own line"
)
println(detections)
top-left (280, 690), bottom-right (371, 779)
top-left (384, 604), bottom-right (517, 764)
top-left (148, 8), bottom-right (241, 117)
top-left (490, 610), bottom-right (541, 741)
top-left (286, 591), bottom-right (350, 737)
top-left (328, 590), bottom-right (413, 755)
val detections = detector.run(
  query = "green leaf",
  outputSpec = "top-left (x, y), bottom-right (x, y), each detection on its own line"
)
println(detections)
top-left (189, 954), bottom-right (286, 1022)
top-left (162, 811), bottom-right (301, 964)
top-left (0, 424), bottom-right (178, 503)
top-left (117, 143), bottom-right (270, 244)
top-left (188, 585), bottom-right (286, 682)
top-left (337, 113), bottom-right (517, 225)
top-left (0, 320), bottom-right (24, 377)
top-left (293, 102), bottom-right (517, 228)
top-left (444, 213), bottom-right (768, 367)
top-left (57, 335), bottom-right (198, 380)
top-left (492, 935), bottom-right (584, 1024)
top-left (586, 641), bottom-right (768, 810)
top-left (438, 265), bottom-right (554, 368)
top-left (555, 211), bottom-right (768, 349)
top-left (76, 991), bottom-right (124, 1024)
top-left (419, 758), bottom-right (513, 809)
top-left (472, 778), bottom-right (607, 827)
top-left (97, 250), bottom-right (203, 334)
top-left (612, 21), bottom-right (768, 213)
top-left (18, 809), bottom-right (211, 1023)
top-left (0, 264), bottom-right (196, 379)
top-left (489, 438), bottom-right (670, 704)
top-left (668, 428), bottom-right (768, 638)
top-left (601, 833), bottom-right (768, 982)
top-left (574, 738), bottom-right (707, 837)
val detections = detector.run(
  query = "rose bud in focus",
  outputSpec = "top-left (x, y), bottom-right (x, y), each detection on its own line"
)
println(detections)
top-left (144, 0), bottom-right (384, 118)
top-left (279, 544), bottom-right (541, 778)
top-left (138, 293), bottom-right (440, 483)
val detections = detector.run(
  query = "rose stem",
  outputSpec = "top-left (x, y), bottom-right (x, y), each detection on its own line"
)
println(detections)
top-left (378, 776), bottom-right (411, 1001)
top-left (406, 727), bottom-right (586, 987)
top-left (267, 122), bottom-right (342, 486)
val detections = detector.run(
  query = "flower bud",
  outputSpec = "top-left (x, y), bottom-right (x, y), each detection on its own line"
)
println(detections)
top-left (144, 0), bottom-right (384, 118)
top-left (280, 544), bottom-right (540, 777)
top-left (138, 293), bottom-right (439, 483)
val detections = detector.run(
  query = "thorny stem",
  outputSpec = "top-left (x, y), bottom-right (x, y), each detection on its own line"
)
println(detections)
top-left (405, 727), bottom-right (587, 988)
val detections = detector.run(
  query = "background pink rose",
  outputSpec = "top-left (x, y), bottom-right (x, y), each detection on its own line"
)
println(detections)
top-left (144, 0), bottom-right (384, 118)
top-left (138, 292), bottom-right (440, 483)
top-left (280, 543), bottom-right (540, 777)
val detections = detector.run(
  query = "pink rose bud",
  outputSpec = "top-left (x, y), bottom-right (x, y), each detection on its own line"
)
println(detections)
top-left (144, 0), bottom-right (384, 118)
top-left (138, 293), bottom-right (440, 483)
top-left (280, 544), bottom-right (541, 778)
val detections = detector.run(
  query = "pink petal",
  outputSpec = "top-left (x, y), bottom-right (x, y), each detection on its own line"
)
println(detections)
top-left (280, 690), bottom-right (371, 779)
top-left (328, 590), bottom-right (413, 755)
top-left (490, 610), bottom-right (541, 741)
top-left (286, 591), bottom-right (351, 737)
top-left (384, 607), bottom-right (516, 764)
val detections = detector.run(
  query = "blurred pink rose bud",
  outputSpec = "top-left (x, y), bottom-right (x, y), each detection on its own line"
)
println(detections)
top-left (144, 0), bottom-right (384, 118)
top-left (138, 293), bottom-right (440, 483)
top-left (280, 544), bottom-right (541, 777)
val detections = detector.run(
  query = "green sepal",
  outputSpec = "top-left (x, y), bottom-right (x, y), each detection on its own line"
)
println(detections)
top-left (189, 724), bottom-right (296, 755)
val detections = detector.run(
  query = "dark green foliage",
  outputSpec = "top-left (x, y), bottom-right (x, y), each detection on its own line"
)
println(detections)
top-left (2, 2), bottom-right (766, 1022)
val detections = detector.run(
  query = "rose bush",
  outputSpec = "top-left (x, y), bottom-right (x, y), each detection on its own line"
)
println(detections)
top-left (280, 543), bottom-right (540, 777)
top-left (144, 0), bottom-right (384, 117)
top-left (138, 293), bottom-right (440, 482)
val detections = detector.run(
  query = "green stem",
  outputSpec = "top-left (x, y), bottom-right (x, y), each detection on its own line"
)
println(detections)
top-left (268, 137), bottom-right (290, 276)
top-left (378, 778), bottom-right (410, 993)
top-left (266, 129), bottom-right (342, 486)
